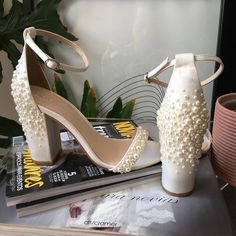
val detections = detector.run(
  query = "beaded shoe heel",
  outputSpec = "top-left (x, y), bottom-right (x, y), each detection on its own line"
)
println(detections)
top-left (11, 27), bottom-right (160, 173)
top-left (145, 53), bottom-right (224, 195)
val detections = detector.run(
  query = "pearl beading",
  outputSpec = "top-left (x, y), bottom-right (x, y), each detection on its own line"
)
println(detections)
top-left (11, 58), bottom-right (46, 145)
top-left (157, 88), bottom-right (208, 174)
top-left (111, 127), bottom-right (148, 173)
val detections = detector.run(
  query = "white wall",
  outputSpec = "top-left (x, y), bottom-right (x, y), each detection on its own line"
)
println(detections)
top-left (0, 0), bottom-right (221, 121)
top-left (57, 0), bottom-right (221, 117)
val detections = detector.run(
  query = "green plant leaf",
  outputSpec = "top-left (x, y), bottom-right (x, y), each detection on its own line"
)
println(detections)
top-left (0, 116), bottom-right (23, 137)
top-left (120, 99), bottom-right (135, 119)
top-left (54, 73), bottom-right (68, 100)
top-left (81, 80), bottom-right (90, 114)
top-left (0, 0), bottom-right (26, 46)
top-left (106, 97), bottom-right (135, 119)
top-left (84, 88), bottom-right (99, 118)
top-left (23, 0), bottom-right (77, 41)
top-left (0, 0), bottom-right (77, 80)
top-left (2, 40), bottom-right (21, 68)
top-left (0, 0), bottom-right (4, 18)
top-left (106, 97), bottom-right (123, 118)
top-left (0, 138), bottom-right (11, 148)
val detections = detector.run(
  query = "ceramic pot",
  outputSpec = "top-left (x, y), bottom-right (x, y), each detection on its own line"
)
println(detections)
top-left (212, 93), bottom-right (236, 187)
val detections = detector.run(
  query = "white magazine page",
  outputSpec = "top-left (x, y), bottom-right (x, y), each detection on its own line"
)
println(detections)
top-left (66, 180), bottom-right (178, 235)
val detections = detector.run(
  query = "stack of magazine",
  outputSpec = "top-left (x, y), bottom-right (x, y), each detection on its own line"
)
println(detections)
top-left (5, 120), bottom-right (161, 217)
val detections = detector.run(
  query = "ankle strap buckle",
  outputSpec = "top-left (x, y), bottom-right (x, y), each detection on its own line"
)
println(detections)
top-left (45, 58), bottom-right (61, 71)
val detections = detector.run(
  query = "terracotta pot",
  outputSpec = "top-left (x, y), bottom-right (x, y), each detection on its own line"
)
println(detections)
top-left (212, 93), bottom-right (236, 187)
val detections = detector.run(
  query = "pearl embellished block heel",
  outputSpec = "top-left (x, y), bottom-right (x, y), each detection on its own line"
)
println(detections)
top-left (11, 27), bottom-right (161, 172)
top-left (145, 53), bottom-right (224, 195)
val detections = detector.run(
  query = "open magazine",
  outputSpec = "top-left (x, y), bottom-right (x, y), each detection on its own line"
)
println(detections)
top-left (66, 178), bottom-right (179, 235)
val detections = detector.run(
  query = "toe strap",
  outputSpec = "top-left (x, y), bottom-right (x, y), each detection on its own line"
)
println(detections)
top-left (110, 127), bottom-right (149, 173)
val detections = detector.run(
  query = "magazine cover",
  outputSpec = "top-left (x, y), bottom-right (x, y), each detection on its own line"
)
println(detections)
top-left (6, 120), bottom-right (161, 206)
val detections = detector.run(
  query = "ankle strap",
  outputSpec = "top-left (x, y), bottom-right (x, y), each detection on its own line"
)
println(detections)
top-left (145, 54), bottom-right (224, 87)
top-left (23, 27), bottom-right (89, 72)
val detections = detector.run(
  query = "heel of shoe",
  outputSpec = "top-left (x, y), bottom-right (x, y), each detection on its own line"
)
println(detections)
top-left (11, 56), bottom-right (62, 165)
top-left (25, 115), bottom-right (62, 165)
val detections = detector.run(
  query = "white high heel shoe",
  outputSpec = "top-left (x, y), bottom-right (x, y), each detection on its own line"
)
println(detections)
top-left (11, 27), bottom-right (160, 173)
top-left (145, 53), bottom-right (224, 195)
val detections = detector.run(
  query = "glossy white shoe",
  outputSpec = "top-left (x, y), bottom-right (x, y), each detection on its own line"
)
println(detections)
top-left (11, 27), bottom-right (160, 173)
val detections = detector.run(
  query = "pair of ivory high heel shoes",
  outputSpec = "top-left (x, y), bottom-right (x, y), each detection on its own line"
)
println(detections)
top-left (11, 27), bottom-right (224, 173)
